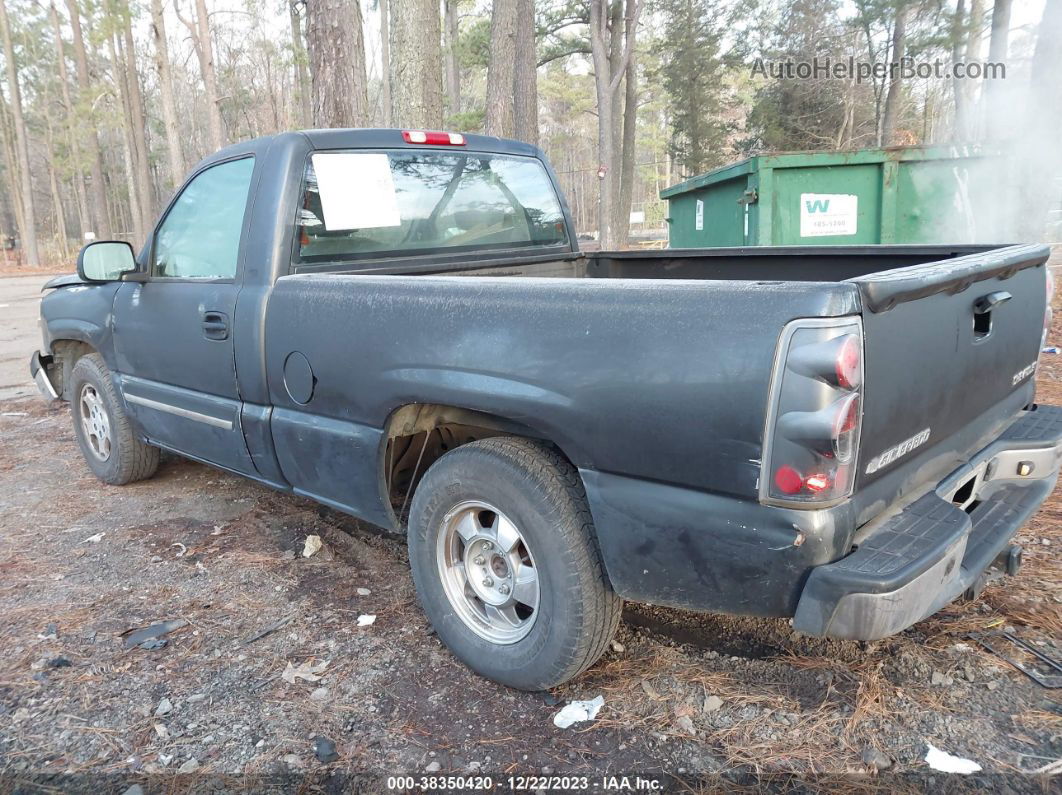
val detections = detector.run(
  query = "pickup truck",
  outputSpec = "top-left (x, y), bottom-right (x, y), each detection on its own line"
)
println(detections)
top-left (30, 128), bottom-right (1062, 690)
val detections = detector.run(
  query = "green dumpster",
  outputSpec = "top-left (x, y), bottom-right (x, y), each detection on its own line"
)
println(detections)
top-left (660, 145), bottom-right (1000, 247)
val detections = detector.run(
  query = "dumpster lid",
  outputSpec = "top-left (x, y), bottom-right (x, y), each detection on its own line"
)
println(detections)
top-left (660, 157), bottom-right (757, 200)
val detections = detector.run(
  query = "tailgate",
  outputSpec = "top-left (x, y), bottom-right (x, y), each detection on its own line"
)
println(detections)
top-left (852, 244), bottom-right (1051, 487)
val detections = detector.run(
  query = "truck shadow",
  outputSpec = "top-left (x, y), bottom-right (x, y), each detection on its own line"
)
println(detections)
top-left (621, 603), bottom-right (789, 660)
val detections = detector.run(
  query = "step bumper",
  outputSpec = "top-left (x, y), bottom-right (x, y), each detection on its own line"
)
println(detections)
top-left (793, 404), bottom-right (1062, 640)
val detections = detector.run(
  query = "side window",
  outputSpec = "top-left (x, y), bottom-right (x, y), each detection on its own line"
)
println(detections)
top-left (153, 157), bottom-right (255, 279)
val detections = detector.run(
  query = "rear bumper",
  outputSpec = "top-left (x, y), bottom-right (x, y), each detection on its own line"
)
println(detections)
top-left (793, 404), bottom-right (1062, 640)
top-left (30, 351), bottom-right (59, 400)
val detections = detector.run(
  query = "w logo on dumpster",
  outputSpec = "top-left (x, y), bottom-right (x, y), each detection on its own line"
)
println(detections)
top-left (799, 193), bottom-right (858, 238)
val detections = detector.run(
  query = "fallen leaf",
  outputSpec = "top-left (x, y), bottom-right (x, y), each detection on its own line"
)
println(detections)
top-left (282, 659), bottom-right (330, 684)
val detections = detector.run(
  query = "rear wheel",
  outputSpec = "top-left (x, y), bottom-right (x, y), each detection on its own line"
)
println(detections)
top-left (407, 437), bottom-right (621, 690)
top-left (69, 353), bottom-right (159, 485)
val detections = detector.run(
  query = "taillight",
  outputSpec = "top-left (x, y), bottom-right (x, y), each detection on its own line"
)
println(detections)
top-left (762, 317), bottom-right (864, 506)
top-left (401, 130), bottom-right (466, 146)
top-left (835, 335), bottom-right (861, 389)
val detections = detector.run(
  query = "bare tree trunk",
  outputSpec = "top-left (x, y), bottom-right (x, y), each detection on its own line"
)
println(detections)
top-left (881, 3), bottom-right (907, 146)
top-left (289, 1), bottom-right (313, 126)
top-left (589, 0), bottom-right (640, 249)
top-left (0, 99), bottom-right (25, 248)
top-left (614, 3), bottom-right (637, 247)
top-left (984, 0), bottom-right (1011, 140)
top-left (606, 0), bottom-right (623, 212)
top-left (120, 4), bottom-right (155, 236)
top-left (962, 0), bottom-right (985, 140)
top-left (951, 0), bottom-right (969, 140)
top-left (389, 0), bottom-right (442, 127)
top-left (150, 0), bottom-right (185, 189)
top-left (0, 0), bottom-right (39, 265)
top-left (48, 2), bottom-right (90, 240)
top-left (485, 0), bottom-right (516, 137)
top-left (65, 0), bottom-right (112, 237)
top-left (177, 0), bottom-right (225, 150)
top-left (46, 129), bottom-right (69, 260)
top-left (513, 0), bottom-right (537, 145)
top-left (0, 97), bottom-right (25, 245)
top-left (108, 23), bottom-right (144, 243)
top-left (589, 0), bottom-right (613, 247)
top-left (305, 0), bottom-right (369, 127)
top-left (379, 0), bottom-right (392, 124)
top-left (444, 0), bottom-right (461, 119)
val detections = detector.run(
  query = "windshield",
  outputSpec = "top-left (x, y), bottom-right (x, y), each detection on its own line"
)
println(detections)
top-left (296, 150), bottom-right (570, 263)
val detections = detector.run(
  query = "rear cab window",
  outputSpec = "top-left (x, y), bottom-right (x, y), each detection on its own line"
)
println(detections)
top-left (296, 149), bottom-right (569, 265)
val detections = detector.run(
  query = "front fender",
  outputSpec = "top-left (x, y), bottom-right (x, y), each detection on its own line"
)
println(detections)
top-left (40, 282), bottom-right (122, 368)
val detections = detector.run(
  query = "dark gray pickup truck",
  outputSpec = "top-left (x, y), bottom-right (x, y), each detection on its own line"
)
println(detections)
top-left (30, 128), bottom-right (1062, 690)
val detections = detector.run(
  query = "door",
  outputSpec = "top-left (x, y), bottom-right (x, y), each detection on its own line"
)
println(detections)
top-left (112, 156), bottom-right (258, 474)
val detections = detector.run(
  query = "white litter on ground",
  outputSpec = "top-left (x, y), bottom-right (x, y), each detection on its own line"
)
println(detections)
top-left (553, 695), bottom-right (604, 728)
top-left (303, 535), bottom-right (323, 557)
top-left (356, 614), bottom-right (376, 627)
top-left (925, 743), bottom-right (981, 774)
top-left (82, 532), bottom-right (105, 543)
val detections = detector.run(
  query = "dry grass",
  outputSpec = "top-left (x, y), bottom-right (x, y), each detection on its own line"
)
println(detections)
top-left (583, 646), bottom-right (906, 776)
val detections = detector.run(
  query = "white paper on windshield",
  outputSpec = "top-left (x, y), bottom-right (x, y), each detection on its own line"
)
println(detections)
top-left (311, 152), bottom-right (401, 230)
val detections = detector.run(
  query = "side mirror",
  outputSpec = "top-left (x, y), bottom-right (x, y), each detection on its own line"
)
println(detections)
top-left (77, 241), bottom-right (138, 282)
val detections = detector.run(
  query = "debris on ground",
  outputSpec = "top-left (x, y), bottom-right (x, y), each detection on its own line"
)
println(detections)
top-left (303, 534), bottom-right (323, 557)
top-left (242, 612), bottom-right (296, 645)
top-left (282, 659), bottom-right (330, 684)
top-left (82, 532), bottom-right (105, 543)
top-left (861, 747), bottom-right (893, 771)
top-left (356, 614), bottom-right (376, 627)
top-left (553, 695), bottom-right (605, 728)
top-left (702, 695), bottom-right (723, 713)
top-left (313, 736), bottom-right (339, 763)
top-left (924, 743), bottom-right (981, 774)
top-left (356, 587), bottom-right (371, 596)
top-left (969, 630), bottom-right (1062, 688)
top-left (121, 618), bottom-right (189, 649)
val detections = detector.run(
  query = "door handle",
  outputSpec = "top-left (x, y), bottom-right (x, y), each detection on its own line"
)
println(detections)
top-left (202, 311), bottom-right (230, 340)
top-left (973, 291), bottom-right (1012, 314)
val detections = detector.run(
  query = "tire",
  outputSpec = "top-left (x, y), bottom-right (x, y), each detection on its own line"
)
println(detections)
top-left (407, 437), bottom-right (622, 690)
top-left (69, 353), bottom-right (159, 486)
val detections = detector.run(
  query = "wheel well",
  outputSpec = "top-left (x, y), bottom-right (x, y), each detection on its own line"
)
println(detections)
top-left (49, 340), bottom-right (95, 400)
top-left (383, 404), bottom-right (565, 525)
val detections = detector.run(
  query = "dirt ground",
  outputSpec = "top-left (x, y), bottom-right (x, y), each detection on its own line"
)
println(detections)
top-left (0, 277), bottom-right (1060, 793)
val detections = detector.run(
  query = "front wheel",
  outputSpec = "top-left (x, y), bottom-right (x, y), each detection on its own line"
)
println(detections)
top-left (407, 437), bottom-right (621, 690)
top-left (69, 353), bottom-right (159, 486)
